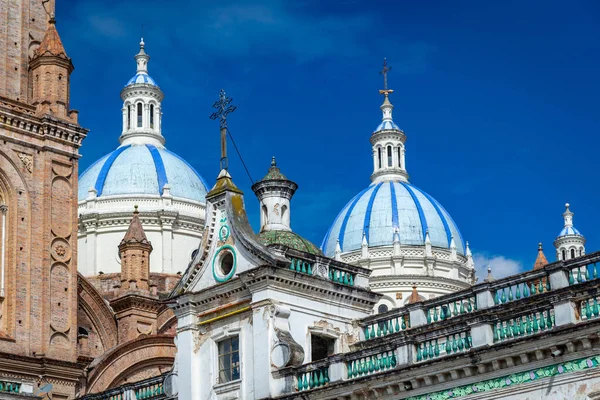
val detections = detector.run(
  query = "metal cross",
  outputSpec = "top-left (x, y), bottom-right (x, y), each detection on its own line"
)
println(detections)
top-left (379, 58), bottom-right (392, 92)
top-left (210, 89), bottom-right (237, 129)
top-left (210, 89), bottom-right (237, 170)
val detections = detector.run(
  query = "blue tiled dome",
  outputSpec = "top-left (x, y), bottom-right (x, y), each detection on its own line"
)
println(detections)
top-left (322, 181), bottom-right (465, 257)
top-left (558, 226), bottom-right (581, 237)
top-left (78, 144), bottom-right (208, 202)
top-left (126, 73), bottom-right (157, 86)
top-left (375, 120), bottom-right (400, 131)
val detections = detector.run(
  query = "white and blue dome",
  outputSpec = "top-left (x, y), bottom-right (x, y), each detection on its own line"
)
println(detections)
top-left (375, 119), bottom-right (400, 131)
top-left (558, 226), bottom-right (581, 237)
top-left (78, 144), bottom-right (208, 202)
top-left (322, 181), bottom-right (465, 257)
top-left (126, 73), bottom-right (157, 86)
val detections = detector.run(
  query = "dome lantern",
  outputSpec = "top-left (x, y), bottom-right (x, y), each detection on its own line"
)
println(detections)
top-left (370, 58), bottom-right (409, 184)
top-left (119, 39), bottom-right (165, 148)
top-left (554, 203), bottom-right (586, 261)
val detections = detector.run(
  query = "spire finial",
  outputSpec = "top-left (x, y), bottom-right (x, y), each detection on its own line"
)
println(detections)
top-left (379, 58), bottom-right (393, 95)
top-left (271, 156), bottom-right (276, 167)
top-left (134, 204), bottom-right (139, 214)
top-left (210, 89), bottom-right (237, 171)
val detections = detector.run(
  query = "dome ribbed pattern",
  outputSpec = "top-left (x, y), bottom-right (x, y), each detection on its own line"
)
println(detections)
top-left (322, 181), bottom-right (464, 257)
top-left (79, 144), bottom-right (208, 202)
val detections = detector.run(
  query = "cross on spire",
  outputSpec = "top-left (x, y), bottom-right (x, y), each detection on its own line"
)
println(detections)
top-left (210, 89), bottom-right (237, 170)
top-left (379, 58), bottom-right (393, 96)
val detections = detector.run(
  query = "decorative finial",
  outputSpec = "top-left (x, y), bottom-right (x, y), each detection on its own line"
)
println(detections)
top-left (140, 37), bottom-right (145, 49)
top-left (134, 205), bottom-right (139, 214)
top-left (271, 156), bottom-right (276, 167)
top-left (379, 58), bottom-right (393, 96)
top-left (538, 242), bottom-right (543, 250)
top-left (210, 89), bottom-right (237, 170)
top-left (49, 14), bottom-right (56, 24)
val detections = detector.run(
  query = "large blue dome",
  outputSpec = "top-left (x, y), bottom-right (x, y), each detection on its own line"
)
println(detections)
top-left (322, 181), bottom-right (465, 257)
top-left (78, 144), bottom-right (208, 202)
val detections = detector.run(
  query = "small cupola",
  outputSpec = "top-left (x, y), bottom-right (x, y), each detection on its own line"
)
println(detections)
top-left (251, 157), bottom-right (298, 232)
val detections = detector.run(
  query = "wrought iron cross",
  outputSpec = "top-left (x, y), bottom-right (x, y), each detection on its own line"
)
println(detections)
top-left (210, 89), bottom-right (237, 170)
top-left (379, 58), bottom-right (393, 95)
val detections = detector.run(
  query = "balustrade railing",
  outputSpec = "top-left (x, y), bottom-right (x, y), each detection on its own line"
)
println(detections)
top-left (569, 262), bottom-right (599, 286)
top-left (135, 382), bottom-right (164, 399)
top-left (426, 295), bottom-right (476, 324)
top-left (0, 381), bottom-right (20, 394)
top-left (328, 267), bottom-right (355, 287)
top-left (296, 364), bottom-right (330, 391)
top-left (364, 313), bottom-right (410, 340)
top-left (289, 257), bottom-right (359, 288)
top-left (416, 331), bottom-right (472, 362)
top-left (494, 309), bottom-right (554, 343)
top-left (346, 350), bottom-right (397, 379)
top-left (290, 258), bottom-right (315, 275)
top-left (581, 296), bottom-right (600, 321)
top-left (493, 275), bottom-right (551, 306)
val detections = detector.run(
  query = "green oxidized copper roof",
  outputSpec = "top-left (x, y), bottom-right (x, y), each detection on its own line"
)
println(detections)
top-left (260, 157), bottom-right (288, 181)
top-left (257, 230), bottom-right (322, 255)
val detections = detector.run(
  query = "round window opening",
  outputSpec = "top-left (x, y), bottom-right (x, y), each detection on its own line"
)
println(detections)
top-left (220, 251), bottom-right (234, 276)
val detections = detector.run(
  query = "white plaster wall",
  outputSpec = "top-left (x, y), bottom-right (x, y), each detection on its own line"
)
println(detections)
top-left (78, 225), bottom-right (202, 275)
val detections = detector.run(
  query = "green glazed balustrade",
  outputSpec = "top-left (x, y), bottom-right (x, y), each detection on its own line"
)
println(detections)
top-left (569, 263), bottom-right (599, 286)
top-left (297, 366), bottom-right (329, 391)
top-left (289, 259), bottom-right (356, 287)
top-left (328, 267), bottom-right (355, 286)
top-left (135, 382), bottom-right (163, 399)
top-left (494, 277), bottom-right (551, 306)
top-left (581, 297), bottom-right (600, 320)
top-left (289, 258), bottom-right (315, 275)
top-left (0, 381), bottom-right (20, 393)
top-left (494, 309), bottom-right (554, 342)
top-left (416, 332), bottom-right (472, 362)
top-left (346, 351), bottom-right (397, 379)
top-left (426, 297), bottom-right (476, 324)
top-left (364, 315), bottom-right (409, 340)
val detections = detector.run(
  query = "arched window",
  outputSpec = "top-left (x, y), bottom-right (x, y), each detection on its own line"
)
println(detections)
top-left (571, 248), bottom-right (575, 259)
top-left (580, 248), bottom-right (583, 256)
top-left (377, 148), bottom-right (382, 169)
top-left (562, 250), bottom-right (566, 260)
top-left (127, 105), bottom-right (131, 129)
top-left (150, 104), bottom-right (154, 128)
top-left (387, 146), bottom-right (392, 167)
top-left (397, 147), bottom-right (402, 168)
top-left (281, 204), bottom-right (288, 221)
top-left (137, 103), bottom-right (143, 127)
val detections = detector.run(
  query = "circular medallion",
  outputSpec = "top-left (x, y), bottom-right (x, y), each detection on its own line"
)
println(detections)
top-left (219, 225), bottom-right (230, 241)
top-left (51, 238), bottom-right (71, 262)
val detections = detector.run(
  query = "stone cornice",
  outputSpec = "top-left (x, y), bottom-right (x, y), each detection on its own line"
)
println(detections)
top-left (0, 96), bottom-right (88, 149)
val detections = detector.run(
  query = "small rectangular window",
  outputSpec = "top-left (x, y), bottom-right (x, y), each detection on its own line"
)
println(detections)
top-left (218, 336), bottom-right (240, 383)
top-left (387, 146), bottom-right (392, 167)
top-left (150, 104), bottom-right (154, 129)
top-left (311, 334), bottom-right (335, 362)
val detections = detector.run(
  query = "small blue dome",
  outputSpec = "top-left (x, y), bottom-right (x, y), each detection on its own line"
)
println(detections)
top-left (79, 144), bottom-right (208, 202)
top-left (322, 181), bottom-right (465, 256)
top-left (558, 226), bottom-right (581, 237)
top-left (126, 73), bottom-right (157, 86)
top-left (375, 120), bottom-right (400, 131)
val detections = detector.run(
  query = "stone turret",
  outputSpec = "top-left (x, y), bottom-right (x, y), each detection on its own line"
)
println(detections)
top-left (118, 206), bottom-right (153, 293)
top-left (29, 17), bottom-right (78, 121)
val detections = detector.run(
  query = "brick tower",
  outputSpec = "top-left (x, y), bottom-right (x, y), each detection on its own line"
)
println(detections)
top-left (111, 208), bottom-right (162, 344)
top-left (0, 7), bottom-right (88, 398)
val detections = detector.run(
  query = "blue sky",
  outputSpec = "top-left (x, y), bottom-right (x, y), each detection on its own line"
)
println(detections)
top-left (57, 0), bottom-right (600, 279)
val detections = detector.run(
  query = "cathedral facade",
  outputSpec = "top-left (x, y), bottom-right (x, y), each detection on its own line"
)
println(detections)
top-left (1, 1), bottom-right (599, 400)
